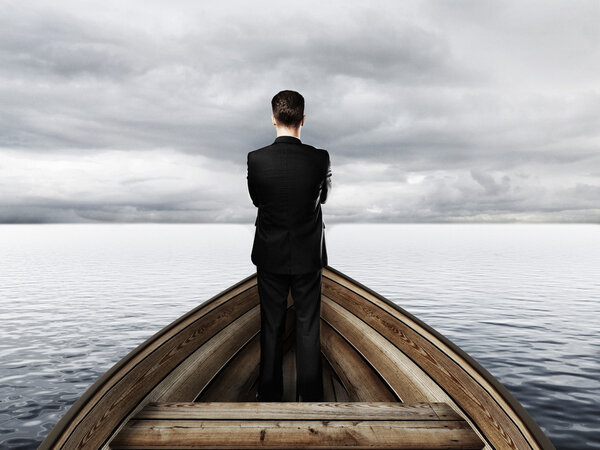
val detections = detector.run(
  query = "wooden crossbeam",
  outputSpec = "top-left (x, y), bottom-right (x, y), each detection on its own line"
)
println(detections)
top-left (110, 402), bottom-right (484, 449)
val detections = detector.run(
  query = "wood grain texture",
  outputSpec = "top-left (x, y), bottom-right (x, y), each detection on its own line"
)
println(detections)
top-left (42, 267), bottom-right (552, 450)
top-left (322, 297), bottom-right (451, 403)
top-left (197, 303), bottom-right (296, 402)
top-left (111, 403), bottom-right (482, 449)
top-left (321, 356), bottom-right (337, 402)
top-left (331, 375), bottom-right (350, 402)
top-left (322, 272), bottom-right (534, 450)
top-left (321, 322), bottom-right (397, 402)
top-left (134, 402), bottom-right (461, 421)
top-left (154, 305), bottom-right (260, 402)
top-left (111, 420), bottom-right (483, 449)
top-left (58, 284), bottom-right (259, 450)
top-left (195, 332), bottom-right (261, 402)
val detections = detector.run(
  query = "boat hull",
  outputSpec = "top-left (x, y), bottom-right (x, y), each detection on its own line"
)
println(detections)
top-left (39, 266), bottom-right (554, 450)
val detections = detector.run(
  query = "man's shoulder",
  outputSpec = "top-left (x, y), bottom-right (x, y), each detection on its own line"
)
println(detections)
top-left (309, 146), bottom-right (329, 162)
top-left (300, 141), bottom-right (328, 155)
top-left (248, 141), bottom-right (328, 158)
top-left (248, 143), bottom-right (273, 157)
top-left (300, 142), bottom-right (329, 160)
top-left (247, 147), bottom-right (266, 162)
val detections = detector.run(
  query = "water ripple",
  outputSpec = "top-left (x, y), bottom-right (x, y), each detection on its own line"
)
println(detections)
top-left (0, 223), bottom-right (599, 449)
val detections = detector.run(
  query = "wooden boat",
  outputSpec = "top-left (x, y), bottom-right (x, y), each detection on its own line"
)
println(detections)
top-left (39, 266), bottom-right (554, 449)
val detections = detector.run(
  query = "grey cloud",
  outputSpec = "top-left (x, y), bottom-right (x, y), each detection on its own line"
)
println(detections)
top-left (0, 1), bottom-right (474, 158)
top-left (470, 170), bottom-right (511, 196)
top-left (0, 0), bottom-right (598, 223)
top-left (0, 8), bottom-right (148, 80)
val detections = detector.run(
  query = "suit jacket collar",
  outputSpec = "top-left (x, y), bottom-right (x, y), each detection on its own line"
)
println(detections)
top-left (274, 135), bottom-right (302, 145)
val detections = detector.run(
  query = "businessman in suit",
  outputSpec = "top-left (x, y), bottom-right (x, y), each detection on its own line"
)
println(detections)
top-left (247, 90), bottom-right (332, 402)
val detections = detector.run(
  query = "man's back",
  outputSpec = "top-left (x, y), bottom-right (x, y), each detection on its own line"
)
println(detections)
top-left (250, 89), bottom-right (328, 402)
top-left (247, 135), bottom-right (331, 274)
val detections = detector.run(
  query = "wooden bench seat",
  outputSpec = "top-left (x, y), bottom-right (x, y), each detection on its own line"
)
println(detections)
top-left (109, 402), bottom-right (484, 449)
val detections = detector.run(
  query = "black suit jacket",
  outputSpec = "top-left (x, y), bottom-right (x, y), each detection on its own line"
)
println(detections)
top-left (247, 135), bottom-right (331, 274)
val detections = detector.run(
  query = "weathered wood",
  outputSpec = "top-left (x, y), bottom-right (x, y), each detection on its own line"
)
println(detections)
top-left (321, 356), bottom-right (336, 402)
top-left (331, 372), bottom-right (350, 402)
top-left (111, 412), bottom-right (483, 449)
top-left (43, 278), bottom-right (258, 450)
top-left (155, 305), bottom-right (260, 402)
top-left (197, 304), bottom-right (296, 402)
top-left (112, 421), bottom-right (483, 450)
top-left (321, 321), bottom-right (397, 402)
top-left (100, 302), bottom-right (262, 450)
top-left (195, 332), bottom-right (261, 401)
top-left (431, 403), bottom-right (464, 421)
top-left (109, 402), bottom-right (484, 449)
top-left (61, 284), bottom-right (260, 450)
top-left (135, 402), bottom-right (457, 421)
top-left (41, 267), bottom-right (553, 450)
top-left (322, 272), bottom-right (534, 450)
top-left (322, 297), bottom-right (451, 403)
top-left (111, 402), bottom-right (482, 449)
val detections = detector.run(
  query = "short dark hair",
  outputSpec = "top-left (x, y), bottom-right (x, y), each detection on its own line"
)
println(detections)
top-left (271, 90), bottom-right (304, 127)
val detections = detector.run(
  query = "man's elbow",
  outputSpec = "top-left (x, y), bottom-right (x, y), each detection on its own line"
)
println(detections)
top-left (320, 150), bottom-right (332, 204)
top-left (320, 180), bottom-right (332, 204)
top-left (248, 185), bottom-right (259, 207)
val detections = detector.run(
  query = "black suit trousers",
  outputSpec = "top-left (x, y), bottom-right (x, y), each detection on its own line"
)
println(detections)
top-left (256, 267), bottom-right (324, 402)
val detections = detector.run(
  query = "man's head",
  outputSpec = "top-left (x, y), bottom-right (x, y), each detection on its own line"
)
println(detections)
top-left (271, 90), bottom-right (305, 131)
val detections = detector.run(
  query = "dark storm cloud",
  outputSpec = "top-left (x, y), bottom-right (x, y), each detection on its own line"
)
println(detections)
top-left (0, 0), bottom-right (598, 223)
top-left (0, 0), bottom-right (473, 157)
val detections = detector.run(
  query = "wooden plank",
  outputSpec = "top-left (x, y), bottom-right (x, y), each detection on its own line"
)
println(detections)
top-left (135, 402), bottom-right (443, 421)
top-left (431, 403), bottom-right (464, 421)
top-left (196, 305), bottom-right (296, 402)
top-left (63, 284), bottom-right (260, 450)
top-left (49, 277), bottom-right (258, 449)
top-left (321, 356), bottom-right (336, 402)
top-left (330, 370), bottom-right (350, 402)
top-left (322, 273), bottom-right (533, 450)
top-left (110, 419), bottom-right (484, 449)
top-left (321, 321), bottom-right (397, 402)
top-left (322, 297), bottom-right (450, 403)
top-left (155, 305), bottom-right (261, 402)
top-left (195, 332), bottom-right (261, 402)
top-left (47, 278), bottom-right (259, 450)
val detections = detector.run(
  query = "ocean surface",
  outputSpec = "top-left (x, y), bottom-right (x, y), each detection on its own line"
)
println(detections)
top-left (0, 223), bottom-right (598, 449)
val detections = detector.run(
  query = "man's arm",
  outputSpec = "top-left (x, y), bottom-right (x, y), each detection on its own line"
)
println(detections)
top-left (247, 152), bottom-right (259, 207)
top-left (320, 150), bottom-right (332, 204)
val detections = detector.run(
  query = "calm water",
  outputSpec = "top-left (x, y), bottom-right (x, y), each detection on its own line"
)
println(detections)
top-left (0, 223), bottom-right (599, 449)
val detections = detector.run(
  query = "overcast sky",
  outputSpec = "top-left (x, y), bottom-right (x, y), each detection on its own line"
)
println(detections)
top-left (1, 0), bottom-right (599, 223)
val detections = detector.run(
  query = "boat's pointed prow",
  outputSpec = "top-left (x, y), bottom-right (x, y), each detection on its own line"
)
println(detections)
top-left (39, 266), bottom-right (554, 450)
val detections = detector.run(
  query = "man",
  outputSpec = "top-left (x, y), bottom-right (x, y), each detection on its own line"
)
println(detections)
top-left (247, 90), bottom-right (332, 402)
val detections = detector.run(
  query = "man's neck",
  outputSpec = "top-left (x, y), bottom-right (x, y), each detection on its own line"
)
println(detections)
top-left (275, 127), bottom-right (301, 138)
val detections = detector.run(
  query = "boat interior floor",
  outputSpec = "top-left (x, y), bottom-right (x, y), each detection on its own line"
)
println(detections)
top-left (108, 339), bottom-right (483, 449)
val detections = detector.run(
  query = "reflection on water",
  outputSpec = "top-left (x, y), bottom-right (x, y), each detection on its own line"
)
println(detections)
top-left (0, 223), bottom-right (598, 449)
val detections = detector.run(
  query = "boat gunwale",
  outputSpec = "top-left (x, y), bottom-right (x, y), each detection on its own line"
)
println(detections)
top-left (322, 265), bottom-right (555, 450)
top-left (38, 272), bottom-right (258, 450)
top-left (323, 276), bottom-right (503, 448)
top-left (39, 266), bottom-right (554, 450)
